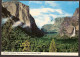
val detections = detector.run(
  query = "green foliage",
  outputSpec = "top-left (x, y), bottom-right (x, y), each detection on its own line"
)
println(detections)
top-left (49, 39), bottom-right (57, 52)
top-left (28, 37), bottom-right (51, 52)
top-left (20, 40), bottom-right (30, 52)
top-left (61, 35), bottom-right (70, 39)
top-left (1, 20), bottom-right (79, 52)
top-left (55, 36), bottom-right (78, 52)
top-left (1, 20), bottom-right (30, 52)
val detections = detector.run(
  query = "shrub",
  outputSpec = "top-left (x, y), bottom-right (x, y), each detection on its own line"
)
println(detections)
top-left (20, 40), bottom-right (30, 52)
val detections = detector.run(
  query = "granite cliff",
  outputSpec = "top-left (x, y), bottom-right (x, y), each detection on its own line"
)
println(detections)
top-left (41, 8), bottom-right (79, 37)
top-left (41, 17), bottom-right (64, 33)
top-left (2, 2), bottom-right (44, 37)
top-left (60, 8), bottom-right (79, 37)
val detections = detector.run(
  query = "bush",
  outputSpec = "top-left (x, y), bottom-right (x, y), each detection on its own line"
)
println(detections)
top-left (20, 40), bottom-right (30, 52)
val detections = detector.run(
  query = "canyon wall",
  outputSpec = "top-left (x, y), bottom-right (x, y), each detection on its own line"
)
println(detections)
top-left (2, 2), bottom-right (44, 37)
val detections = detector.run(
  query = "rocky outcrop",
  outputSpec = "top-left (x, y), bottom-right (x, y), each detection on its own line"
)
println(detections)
top-left (41, 24), bottom-right (54, 32)
top-left (54, 17), bottom-right (65, 26)
top-left (73, 8), bottom-right (79, 18)
top-left (60, 8), bottom-right (79, 37)
top-left (2, 2), bottom-right (44, 37)
top-left (41, 17), bottom-right (64, 32)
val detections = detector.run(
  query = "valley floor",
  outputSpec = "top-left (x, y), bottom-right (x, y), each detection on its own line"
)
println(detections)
top-left (1, 20), bottom-right (79, 52)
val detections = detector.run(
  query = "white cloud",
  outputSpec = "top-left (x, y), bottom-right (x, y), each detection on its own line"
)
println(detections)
top-left (34, 15), bottom-right (54, 29)
top-left (30, 8), bottom-right (63, 16)
top-left (30, 8), bottom-right (72, 29)
top-left (45, 1), bottom-right (58, 7)
top-left (29, 1), bottom-right (42, 4)
top-left (30, 8), bottom-right (55, 16)
top-left (19, 1), bottom-right (78, 29)
top-left (55, 9), bottom-right (63, 14)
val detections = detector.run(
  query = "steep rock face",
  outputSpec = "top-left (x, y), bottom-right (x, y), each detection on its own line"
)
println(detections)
top-left (2, 2), bottom-right (30, 26)
top-left (41, 24), bottom-right (54, 32)
top-left (53, 17), bottom-right (65, 32)
top-left (60, 8), bottom-right (79, 37)
top-left (2, 2), bottom-right (44, 37)
top-left (41, 17), bottom-right (64, 32)
top-left (73, 8), bottom-right (79, 17)
top-left (54, 17), bottom-right (64, 26)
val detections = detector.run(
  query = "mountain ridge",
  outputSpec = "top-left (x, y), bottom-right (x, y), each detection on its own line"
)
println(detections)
top-left (41, 8), bottom-right (79, 37)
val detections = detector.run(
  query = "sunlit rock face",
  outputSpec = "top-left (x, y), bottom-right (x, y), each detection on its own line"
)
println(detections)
top-left (60, 8), bottom-right (79, 37)
top-left (2, 2), bottom-right (30, 27)
top-left (2, 2), bottom-right (44, 37)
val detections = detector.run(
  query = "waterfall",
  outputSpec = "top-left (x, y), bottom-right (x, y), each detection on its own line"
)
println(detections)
top-left (70, 26), bottom-right (76, 37)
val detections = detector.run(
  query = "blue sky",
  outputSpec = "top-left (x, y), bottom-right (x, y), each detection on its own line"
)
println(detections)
top-left (20, 1), bottom-right (79, 29)
top-left (3, 1), bottom-right (79, 29)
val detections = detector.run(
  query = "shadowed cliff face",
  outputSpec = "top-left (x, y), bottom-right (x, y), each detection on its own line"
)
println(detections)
top-left (2, 2), bottom-right (44, 37)
top-left (60, 8), bottom-right (79, 37)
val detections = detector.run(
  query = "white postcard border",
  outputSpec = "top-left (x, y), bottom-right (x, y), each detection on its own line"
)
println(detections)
top-left (1, 52), bottom-right (78, 56)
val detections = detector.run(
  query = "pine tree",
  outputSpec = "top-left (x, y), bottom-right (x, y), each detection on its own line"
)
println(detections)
top-left (49, 39), bottom-right (57, 52)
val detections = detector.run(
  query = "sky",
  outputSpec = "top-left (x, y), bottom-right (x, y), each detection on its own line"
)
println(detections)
top-left (3, 0), bottom-right (79, 29)
top-left (20, 1), bottom-right (79, 29)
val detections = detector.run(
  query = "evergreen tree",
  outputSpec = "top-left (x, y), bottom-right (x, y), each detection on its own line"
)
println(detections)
top-left (49, 39), bottom-right (57, 52)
